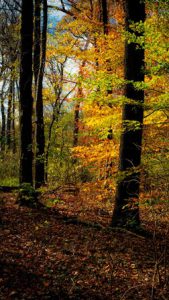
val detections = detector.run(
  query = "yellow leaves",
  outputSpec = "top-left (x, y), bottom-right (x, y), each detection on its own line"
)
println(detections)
top-left (75, 48), bottom-right (96, 64)
top-left (144, 109), bottom-right (167, 126)
top-left (80, 179), bottom-right (115, 208)
top-left (94, 33), bottom-right (124, 69)
top-left (66, 18), bottom-right (94, 36)
top-left (84, 103), bottom-right (112, 117)
top-left (81, 101), bottom-right (122, 141)
top-left (72, 140), bottom-right (118, 170)
top-left (42, 88), bottom-right (55, 105)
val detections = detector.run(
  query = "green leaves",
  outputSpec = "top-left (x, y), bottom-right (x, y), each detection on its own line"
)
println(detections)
top-left (125, 21), bottom-right (145, 48)
top-left (17, 183), bottom-right (39, 208)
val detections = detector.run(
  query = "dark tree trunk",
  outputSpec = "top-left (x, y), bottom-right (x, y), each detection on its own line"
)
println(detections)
top-left (19, 0), bottom-right (34, 185)
top-left (73, 99), bottom-right (80, 147)
top-left (34, 0), bottom-right (41, 88)
top-left (34, 0), bottom-right (41, 186)
top-left (112, 0), bottom-right (145, 228)
top-left (1, 99), bottom-right (6, 151)
top-left (12, 81), bottom-right (16, 153)
top-left (1, 80), bottom-right (6, 151)
top-left (35, 0), bottom-right (47, 188)
top-left (6, 80), bottom-right (12, 149)
top-left (101, 0), bottom-right (108, 34)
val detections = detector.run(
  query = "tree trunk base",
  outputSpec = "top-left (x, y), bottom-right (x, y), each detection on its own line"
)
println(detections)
top-left (111, 220), bottom-right (152, 238)
top-left (16, 184), bottom-right (41, 208)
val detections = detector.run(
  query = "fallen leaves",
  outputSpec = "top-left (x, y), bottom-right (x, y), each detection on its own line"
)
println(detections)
top-left (0, 191), bottom-right (169, 299)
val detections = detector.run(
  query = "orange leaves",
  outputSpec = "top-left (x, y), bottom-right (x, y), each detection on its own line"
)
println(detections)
top-left (73, 140), bottom-right (116, 165)
top-left (94, 32), bottom-right (124, 71)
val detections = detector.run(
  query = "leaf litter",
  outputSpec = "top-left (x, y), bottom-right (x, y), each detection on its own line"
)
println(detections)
top-left (0, 190), bottom-right (169, 300)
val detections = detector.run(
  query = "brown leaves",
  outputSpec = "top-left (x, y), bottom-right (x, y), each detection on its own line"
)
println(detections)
top-left (0, 191), bottom-right (169, 299)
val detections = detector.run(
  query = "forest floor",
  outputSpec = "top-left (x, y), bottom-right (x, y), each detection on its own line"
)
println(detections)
top-left (0, 186), bottom-right (169, 300)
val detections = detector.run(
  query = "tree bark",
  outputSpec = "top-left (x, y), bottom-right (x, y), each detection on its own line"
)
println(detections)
top-left (19, 0), bottom-right (34, 185)
top-left (34, 0), bottom-right (41, 88)
top-left (6, 79), bottom-right (12, 149)
top-left (35, 0), bottom-right (47, 188)
top-left (0, 80), bottom-right (6, 151)
top-left (112, 0), bottom-right (145, 228)
top-left (101, 0), bottom-right (108, 35)
top-left (73, 93), bottom-right (81, 147)
top-left (11, 81), bottom-right (16, 153)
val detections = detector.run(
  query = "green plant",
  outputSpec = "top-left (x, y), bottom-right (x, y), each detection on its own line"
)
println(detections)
top-left (17, 183), bottom-right (39, 208)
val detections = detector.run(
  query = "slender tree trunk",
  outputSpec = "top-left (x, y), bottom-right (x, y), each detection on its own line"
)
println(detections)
top-left (34, 0), bottom-right (41, 88)
top-left (19, 0), bottom-right (34, 185)
top-left (73, 97), bottom-right (80, 147)
top-left (112, 0), bottom-right (145, 228)
top-left (45, 114), bottom-right (55, 183)
top-left (35, 0), bottom-right (47, 188)
top-left (1, 80), bottom-right (6, 151)
top-left (101, 0), bottom-right (113, 180)
top-left (101, 0), bottom-right (108, 35)
top-left (12, 81), bottom-right (16, 153)
top-left (98, 0), bottom-right (102, 22)
top-left (6, 79), bottom-right (12, 149)
top-left (45, 63), bottom-right (64, 182)
top-left (33, 0), bottom-right (41, 186)
top-left (73, 56), bottom-right (88, 148)
top-left (1, 99), bottom-right (6, 151)
top-left (45, 105), bottom-right (59, 182)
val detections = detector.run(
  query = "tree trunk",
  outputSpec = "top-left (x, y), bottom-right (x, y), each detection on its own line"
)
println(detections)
top-left (45, 105), bottom-right (59, 182)
top-left (73, 102), bottom-right (80, 147)
top-left (1, 80), bottom-right (6, 151)
top-left (12, 81), bottom-right (16, 153)
top-left (73, 88), bottom-right (81, 147)
top-left (6, 79), bottom-right (12, 149)
top-left (34, 0), bottom-right (41, 88)
top-left (112, 0), bottom-right (145, 228)
top-left (19, 0), bottom-right (34, 185)
top-left (35, 0), bottom-right (47, 188)
top-left (73, 56), bottom-right (87, 148)
top-left (101, 0), bottom-right (113, 180)
top-left (101, 0), bottom-right (108, 35)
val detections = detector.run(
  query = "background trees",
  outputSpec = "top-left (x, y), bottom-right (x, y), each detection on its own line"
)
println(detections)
top-left (0, 1), bottom-right (19, 156)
